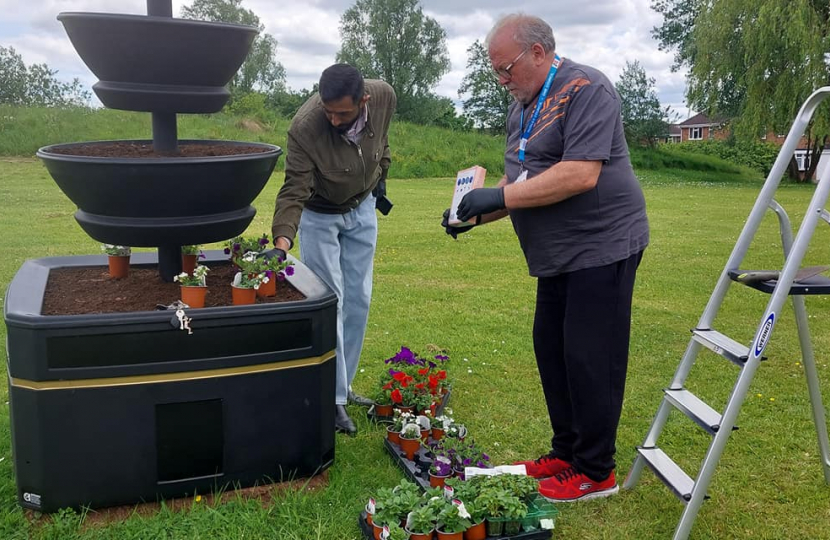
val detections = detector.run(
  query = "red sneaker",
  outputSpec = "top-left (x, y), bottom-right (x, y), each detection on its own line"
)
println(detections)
top-left (538, 467), bottom-right (619, 502)
top-left (513, 453), bottom-right (572, 479)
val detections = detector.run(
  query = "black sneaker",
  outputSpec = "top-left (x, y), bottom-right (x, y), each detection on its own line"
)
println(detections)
top-left (347, 389), bottom-right (374, 407)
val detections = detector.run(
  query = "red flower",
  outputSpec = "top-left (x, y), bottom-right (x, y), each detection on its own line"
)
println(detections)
top-left (392, 371), bottom-right (408, 382)
top-left (391, 389), bottom-right (402, 403)
top-left (428, 375), bottom-right (439, 389)
top-left (418, 368), bottom-right (430, 376)
top-left (436, 370), bottom-right (447, 380)
top-left (382, 381), bottom-right (393, 391)
top-left (415, 382), bottom-right (425, 390)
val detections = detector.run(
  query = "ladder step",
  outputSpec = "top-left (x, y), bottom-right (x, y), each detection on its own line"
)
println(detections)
top-left (664, 388), bottom-right (736, 435)
top-left (691, 329), bottom-right (749, 366)
top-left (637, 447), bottom-right (697, 503)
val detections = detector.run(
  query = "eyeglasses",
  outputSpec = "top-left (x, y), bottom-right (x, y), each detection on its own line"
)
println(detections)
top-left (494, 48), bottom-right (529, 79)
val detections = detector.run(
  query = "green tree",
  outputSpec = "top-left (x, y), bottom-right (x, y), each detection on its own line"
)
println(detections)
top-left (651, 0), bottom-right (700, 72)
top-left (458, 40), bottom-right (512, 133)
top-left (654, 0), bottom-right (830, 180)
top-left (0, 46), bottom-right (90, 107)
top-left (336, 0), bottom-right (451, 123)
top-left (615, 60), bottom-right (669, 148)
top-left (180, 0), bottom-right (286, 97)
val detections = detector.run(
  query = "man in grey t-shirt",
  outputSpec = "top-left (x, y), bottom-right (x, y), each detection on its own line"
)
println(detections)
top-left (447, 14), bottom-right (648, 502)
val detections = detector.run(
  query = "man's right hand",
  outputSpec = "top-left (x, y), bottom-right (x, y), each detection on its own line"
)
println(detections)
top-left (260, 248), bottom-right (287, 261)
top-left (442, 209), bottom-right (476, 240)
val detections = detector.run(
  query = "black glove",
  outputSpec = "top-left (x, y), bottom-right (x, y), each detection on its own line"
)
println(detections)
top-left (373, 169), bottom-right (393, 215)
top-left (260, 248), bottom-right (287, 262)
top-left (456, 187), bottom-right (505, 223)
top-left (442, 208), bottom-right (477, 239)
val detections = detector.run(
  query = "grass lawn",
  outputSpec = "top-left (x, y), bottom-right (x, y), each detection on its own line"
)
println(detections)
top-left (1, 159), bottom-right (830, 539)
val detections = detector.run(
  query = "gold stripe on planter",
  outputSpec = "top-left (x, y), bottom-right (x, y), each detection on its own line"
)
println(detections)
top-left (10, 351), bottom-right (335, 391)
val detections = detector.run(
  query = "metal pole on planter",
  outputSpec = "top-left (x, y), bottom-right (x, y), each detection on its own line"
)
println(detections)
top-left (147, 0), bottom-right (181, 281)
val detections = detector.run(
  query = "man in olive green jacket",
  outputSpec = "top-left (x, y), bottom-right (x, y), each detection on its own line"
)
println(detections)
top-left (271, 64), bottom-right (396, 435)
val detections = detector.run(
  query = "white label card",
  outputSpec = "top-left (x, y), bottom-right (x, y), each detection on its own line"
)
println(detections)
top-left (515, 170), bottom-right (529, 183)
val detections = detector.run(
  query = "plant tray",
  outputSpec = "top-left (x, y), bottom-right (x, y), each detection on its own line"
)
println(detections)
top-left (367, 387), bottom-right (452, 423)
top-left (357, 510), bottom-right (553, 540)
top-left (383, 437), bottom-right (435, 491)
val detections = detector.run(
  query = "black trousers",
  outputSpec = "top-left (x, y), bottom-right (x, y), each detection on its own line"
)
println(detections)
top-left (533, 250), bottom-right (644, 481)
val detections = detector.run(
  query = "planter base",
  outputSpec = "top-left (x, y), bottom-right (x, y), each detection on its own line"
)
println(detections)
top-left (5, 251), bottom-right (338, 513)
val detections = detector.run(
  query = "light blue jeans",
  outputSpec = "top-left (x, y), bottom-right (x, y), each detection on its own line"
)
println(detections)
top-left (299, 194), bottom-right (377, 405)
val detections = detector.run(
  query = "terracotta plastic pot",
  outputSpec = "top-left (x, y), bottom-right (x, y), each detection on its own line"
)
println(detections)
top-left (107, 255), bottom-right (130, 279)
top-left (256, 277), bottom-right (276, 298)
top-left (399, 436), bottom-right (420, 460)
top-left (374, 403), bottom-right (393, 417)
top-left (464, 521), bottom-right (486, 540)
top-left (180, 285), bottom-right (207, 308)
top-left (231, 285), bottom-right (256, 305)
top-left (386, 425), bottom-right (401, 445)
top-left (372, 521), bottom-right (386, 540)
top-left (181, 254), bottom-right (198, 275)
top-left (395, 405), bottom-right (414, 414)
top-left (431, 427), bottom-right (445, 441)
top-left (406, 529), bottom-right (434, 540)
top-left (429, 471), bottom-right (450, 488)
top-left (436, 530), bottom-right (463, 540)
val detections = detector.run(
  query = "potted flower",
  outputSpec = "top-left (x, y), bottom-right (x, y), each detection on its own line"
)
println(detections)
top-left (101, 244), bottom-right (131, 279)
top-left (381, 522), bottom-right (409, 540)
top-left (500, 494), bottom-right (528, 536)
top-left (387, 409), bottom-right (413, 445)
top-left (371, 384), bottom-right (394, 418)
top-left (258, 252), bottom-right (295, 298)
top-left (223, 233), bottom-right (269, 267)
top-left (399, 422), bottom-right (422, 461)
top-left (181, 244), bottom-right (205, 275)
top-left (431, 410), bottom-right (453, 441)
top-left (231, 252), bottom-right (269, 305)
top-left (405, 504), bottom-right (437, 540)
top-left (436, 501), bottom-right (472, 540)
top-left (462, 500), bottom-right (487, 540)
top-left (476, 488), bottom-right (522, 537)
top-left (173, 264), bottom-right (209, 308)
top-left (429, 452), bottom-right (454, 488)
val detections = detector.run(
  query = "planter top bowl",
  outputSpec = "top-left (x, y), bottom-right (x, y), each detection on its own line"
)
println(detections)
top-left (58, 12), bottom-right (258, 113)
top-left (37, 140), bottom-right (282, 246)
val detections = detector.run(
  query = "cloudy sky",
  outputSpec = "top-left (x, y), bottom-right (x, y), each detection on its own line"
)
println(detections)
top-left (0, 0), bottom-right (693, 118)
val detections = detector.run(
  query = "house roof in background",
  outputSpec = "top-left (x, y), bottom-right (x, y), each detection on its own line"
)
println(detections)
top-left (679, 113), bottom-right (726, 127)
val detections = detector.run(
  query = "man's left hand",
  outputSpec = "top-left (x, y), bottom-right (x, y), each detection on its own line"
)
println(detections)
top-left (456, 187), bottom-right (505, 222)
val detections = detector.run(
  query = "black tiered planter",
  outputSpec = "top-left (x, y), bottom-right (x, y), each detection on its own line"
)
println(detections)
top-left (6, 0), bottom-right (340, 514)
top-left (5, 251), bottom-right (337, 513)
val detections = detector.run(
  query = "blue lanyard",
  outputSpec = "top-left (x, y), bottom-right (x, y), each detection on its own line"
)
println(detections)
top-left (519, 55), bottom-right (561, 166)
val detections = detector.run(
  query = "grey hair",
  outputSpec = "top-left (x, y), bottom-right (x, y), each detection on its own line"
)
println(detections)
top-left (485, 14), bottom-right (556, 54)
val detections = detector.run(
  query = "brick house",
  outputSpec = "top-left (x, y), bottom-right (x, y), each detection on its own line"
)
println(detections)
top-left (667, 113), bottom-right (829, 179)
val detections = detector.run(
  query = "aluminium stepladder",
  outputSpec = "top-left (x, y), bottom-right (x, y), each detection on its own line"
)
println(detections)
top-left (623, 86), bottom-right (830, 540)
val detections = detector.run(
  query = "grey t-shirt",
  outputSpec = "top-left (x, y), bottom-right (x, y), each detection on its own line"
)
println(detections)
top-left (504, 58), bottom-right (649, 277)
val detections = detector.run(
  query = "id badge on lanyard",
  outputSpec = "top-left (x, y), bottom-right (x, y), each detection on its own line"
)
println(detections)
top-left (518, 54), bottom-right (561, 179)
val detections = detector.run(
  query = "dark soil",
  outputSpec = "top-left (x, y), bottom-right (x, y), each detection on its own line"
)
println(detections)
top-left (42, 263), bottom-right (305, 316)
top-left (46, 142), bottom-right (272, 158)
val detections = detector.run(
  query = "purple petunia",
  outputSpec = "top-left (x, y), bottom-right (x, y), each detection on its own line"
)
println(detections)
top-left (434, 354), bottom-right (449, 362)
top-left (285, 266), bottom-right (295, 276)
top-left (223, 247), bottom-right (231, 255)
top-left (259, 237), bottom-right (269, 246)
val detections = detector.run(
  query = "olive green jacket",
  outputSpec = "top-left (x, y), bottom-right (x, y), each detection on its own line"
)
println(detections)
top-left (271, 80), bottom-right (396, 246)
